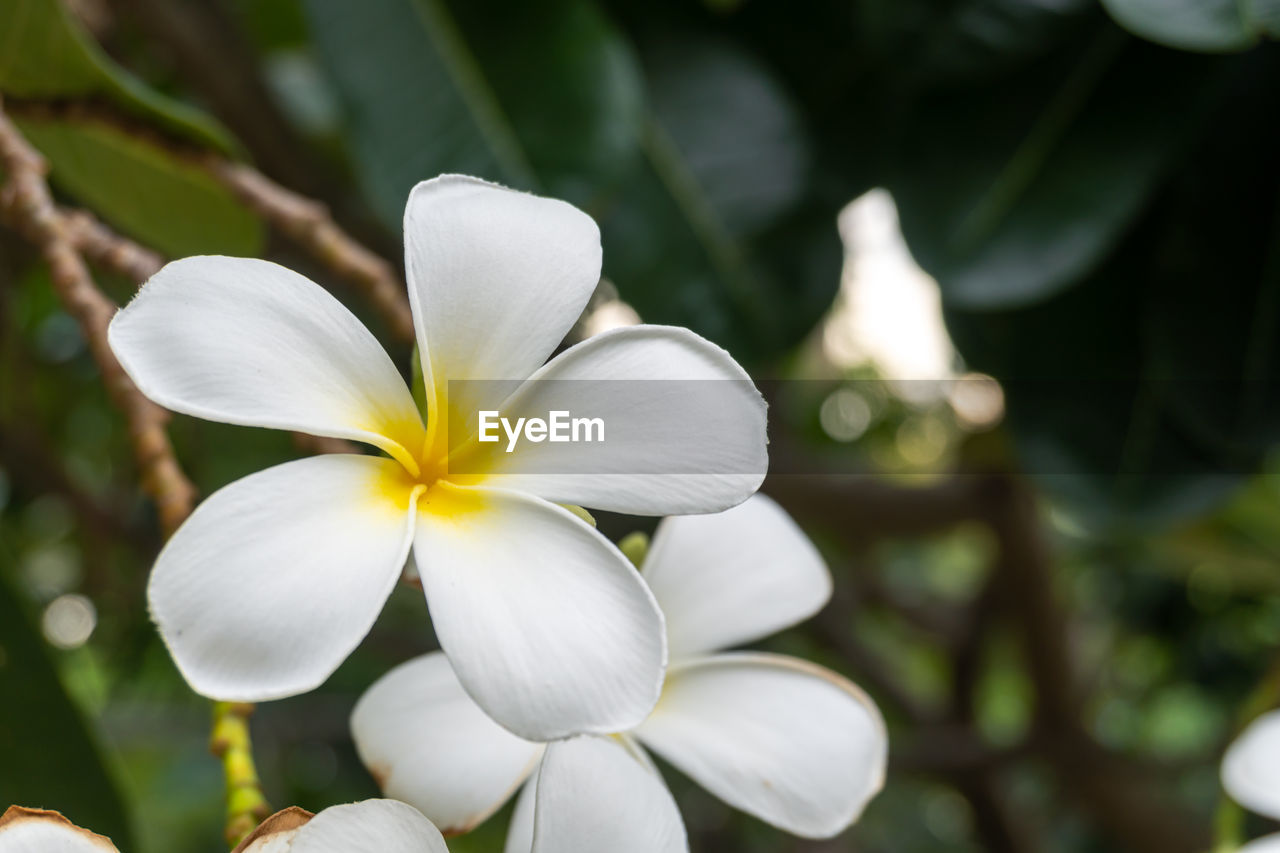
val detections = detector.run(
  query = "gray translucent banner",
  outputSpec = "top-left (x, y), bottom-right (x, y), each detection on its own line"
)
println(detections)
top-left (438, 377), bottom-right (1278, 477)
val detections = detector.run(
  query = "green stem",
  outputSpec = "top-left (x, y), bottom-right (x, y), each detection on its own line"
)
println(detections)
top-left (210, 702), bottom-right (271, 848)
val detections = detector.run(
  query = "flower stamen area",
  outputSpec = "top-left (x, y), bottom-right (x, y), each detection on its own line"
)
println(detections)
top-left (368, 441), bottom-right (490, 522)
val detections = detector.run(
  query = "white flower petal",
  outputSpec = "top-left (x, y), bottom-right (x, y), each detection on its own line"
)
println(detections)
top-left (0, 808), bottom-right (118, 853)
top-left (503, 777), bottom-right (538, 853)
top-left (461, 325), bottom-right (767, 515)
top-left (403, 175), bottom-right (601, 444)
top-left (531, 737), bottom-right (687, 853)
top-left (643, 493), bottom-right (832, 658)
top-left (414, 484), bottom-right (665, 740)
top-left (351, 653), bottom-right (543, 834)
top-left (1242, 836), bottom-right (1280, 853)
top-left (289, 801), bottom-right (447, 853)
top-left (634, 653), bottom-right (887, 839)
top-left (149, 455), bottom-right (417, 701)
top-left (109, 256), bottom-right (423, 463)
top-left (1223, 709), bottom-right (1280, 820)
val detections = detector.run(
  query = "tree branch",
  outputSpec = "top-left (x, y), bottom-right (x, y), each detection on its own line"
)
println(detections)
top-left (0, 99), bottom-right (195, 535)
top-left (205, 159), bottom-right (416, 344)
top-left (61, 207), bottom-right (162, 281)
top-left (106, 0), bottom-right (324, 199)
top-left (0, 99), bottom-right (272, 846)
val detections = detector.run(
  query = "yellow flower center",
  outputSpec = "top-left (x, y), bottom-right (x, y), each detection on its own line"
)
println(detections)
top-left (366, 402), bottom-right (491, 518)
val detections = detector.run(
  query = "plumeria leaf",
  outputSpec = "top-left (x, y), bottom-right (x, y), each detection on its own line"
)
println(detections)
top-left (14, 117), bottom-right (263, 258)
top-left (601, 37), bottom-right (836, 363)
top-left (0, 0), bottom-right (233, 149)
top-left (1101, 0), bottom-right (1280, 52)
top-left (305, 1), bottom-right (835, 363)
top-left (0, 1), bottom-right (262, 257)
top-left (944, 62), bottom-right (1280, 528)
top-left (0, 575), bottom-right (134, 849)
top-left (301, 0), bottom-right (644, 223)
top-left (888, 24), bottom-right (1229, 309)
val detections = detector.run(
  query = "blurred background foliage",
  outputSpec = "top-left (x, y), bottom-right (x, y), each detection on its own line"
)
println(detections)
top-left (1, 0), bottom-right (1278, 851)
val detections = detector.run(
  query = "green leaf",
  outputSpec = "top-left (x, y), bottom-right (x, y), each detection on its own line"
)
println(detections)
top-left (943, 53), bottom-right (1280, 528)
top-left (946, 289), bottom-right (1245, 530)
top-left (15, 116), bottom-right (263, 258)
top-left (0, 569), bottom-right (134, 847)
top-left (598, 37), bottom-right (835, 362)
top-left (905, 0), bottom-right (1097, 84)
top-left (302, 0), bottom-right (645, 222)
top-left (888, 29), bottom-right (1227, 310)
top-left (1100, 0), bottom-right (1280, 53)
top-left (0, 0), bottom-right (233, 150)
top-left (306, 1), bottom-right (835, 362)
top-left (641, 39), bottom-right (809, 238)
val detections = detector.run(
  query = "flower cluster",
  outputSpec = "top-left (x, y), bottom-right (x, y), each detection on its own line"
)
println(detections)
top-left (352, 494), bottom-right (887, 850)
top-left (42, 175), bottom-right (887, 849)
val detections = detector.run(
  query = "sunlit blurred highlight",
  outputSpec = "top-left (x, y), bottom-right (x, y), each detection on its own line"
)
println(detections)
top-left (42, 593), bottom-right (97, 649)
top-left (947, 373), bottom-right (1005, 430)
top-left (819, 387), bottom-right (873, 442)
top-left (827, 190), bottom-right (955, 386)
top-left (824, 189), bottom-right (1006, 433)
top-left (581, 299), bottom-right (642, 338)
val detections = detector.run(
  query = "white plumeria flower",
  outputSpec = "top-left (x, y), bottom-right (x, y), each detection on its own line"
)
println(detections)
top-left (1222, 709), bottom-right (1280, 852)
top-left (0, 800), bottom-right (446, 853)
top-left (108, 175), bottom-right (768, 741)
top-left (352, 494), bottom-right (888, 849)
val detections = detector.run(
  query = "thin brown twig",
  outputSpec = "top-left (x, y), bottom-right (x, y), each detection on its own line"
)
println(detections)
top-left (772, 467), bottom-right (1213, 853)
top-left (0, 99), bottom-right (196, 536)
top-left (53, 206), bottom-right (361, 462)
top-left (62, 207), bottom-right (163, 281)
top-left (5, 100), bottom-right (413, 346)
top-left (206, 158), bottom-right (416, 344)
top-left (0, 98), bottom-right (274, 844)
top-left (107, 0), bottom-right (326, 200)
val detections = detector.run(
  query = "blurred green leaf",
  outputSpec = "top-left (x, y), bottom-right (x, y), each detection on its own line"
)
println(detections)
top-left (0, 0), bottom-right (261, 258)
top-left (0, 571), bottom-right (133, 847)
top-left (946, 282), bottom-right (1246, 529)
top-left (15, 116), bottom-right (263, 258)
top-left (889, 30), bottom-right (1225, 309)
top-left (944, 49), bottom-right (1280, 527)
top-left (602, 37), bottom-right (837, 362)
top-left (642, 40), bottom-right (808, 237)
top-left (0, 0), bottom-right (233, 150)
top-left (1100, 0), bottom-right (1280, 53)
top-left (306, 0), bottom-right (838, 362)
top-left (906, 0), bottom-right (1096, 84)
top-left (302, 0), bottom-right (645, 223)
top-left (1142, 59), bottom-right (1280, 466)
